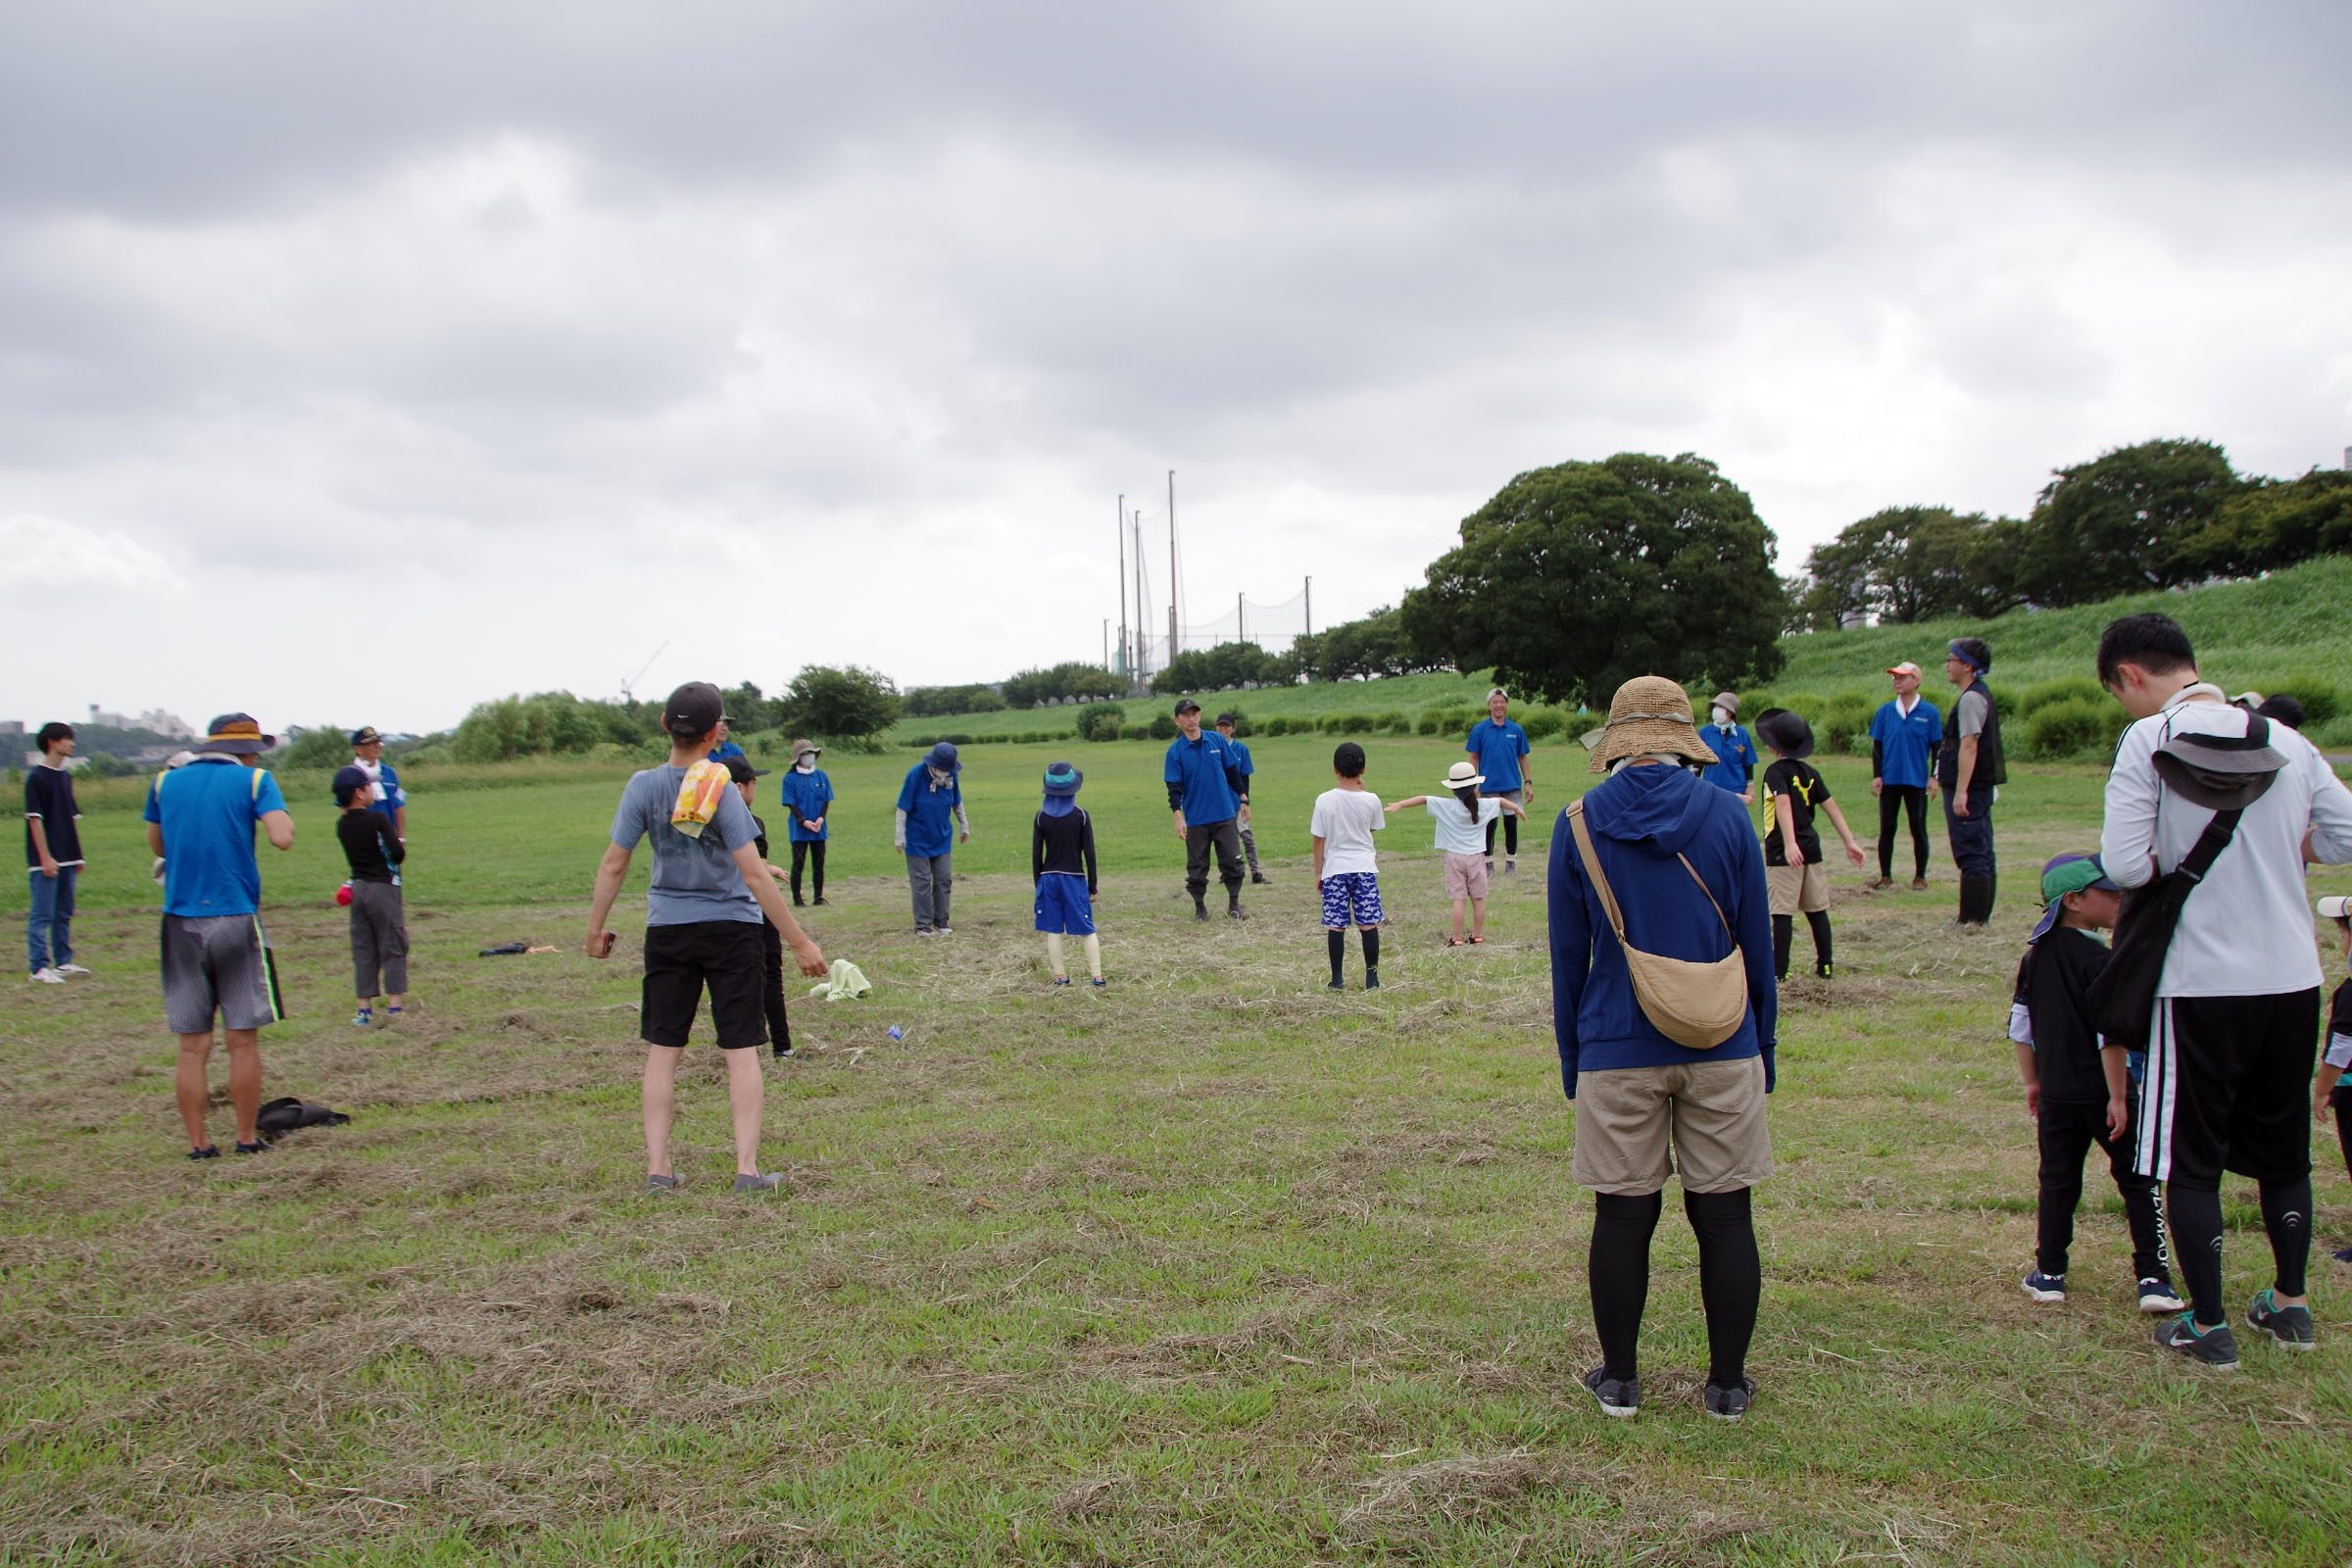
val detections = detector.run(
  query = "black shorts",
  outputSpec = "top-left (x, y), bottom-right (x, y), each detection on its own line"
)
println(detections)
top-left (2136, 989), bottom-right (2318, 1187)
top-left (641, 920), bottom-right (767, 1051)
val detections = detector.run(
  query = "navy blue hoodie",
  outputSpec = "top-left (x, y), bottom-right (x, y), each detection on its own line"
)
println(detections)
top-left (1547, 761), bottom-right (1778, 1099)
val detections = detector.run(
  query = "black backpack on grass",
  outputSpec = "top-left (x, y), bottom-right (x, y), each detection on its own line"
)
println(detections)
top-left (255, 1098), bottom-right (352, 1142)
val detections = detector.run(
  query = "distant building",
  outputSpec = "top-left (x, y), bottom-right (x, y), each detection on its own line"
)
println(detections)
top-left (137, 709), bottom-right (195, 739)
top-left (0, 720), bottom-right (21, 735)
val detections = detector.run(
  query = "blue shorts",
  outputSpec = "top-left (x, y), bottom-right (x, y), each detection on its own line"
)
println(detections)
top-left (1320, 871), bottom-right (1384, 929)
top-left (1033, 874), bottom-right (1096, 935)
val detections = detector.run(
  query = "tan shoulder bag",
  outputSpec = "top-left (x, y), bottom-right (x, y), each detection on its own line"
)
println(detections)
top-left (1566, 802), bottom-right (1749, 1050)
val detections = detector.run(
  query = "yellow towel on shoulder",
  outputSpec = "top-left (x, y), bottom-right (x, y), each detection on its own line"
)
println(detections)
top-left (670, 759), bottom-right (730, 838)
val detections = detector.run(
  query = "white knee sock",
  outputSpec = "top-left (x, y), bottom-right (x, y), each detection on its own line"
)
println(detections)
top-left (1045, 933), bottom-right (1065, 977)
top-left (1084, 934), bottom-right (1102, 980)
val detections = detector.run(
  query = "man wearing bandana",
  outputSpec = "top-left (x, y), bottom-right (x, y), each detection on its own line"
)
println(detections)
top-left (1939, 638), bottom-right (2005, 925)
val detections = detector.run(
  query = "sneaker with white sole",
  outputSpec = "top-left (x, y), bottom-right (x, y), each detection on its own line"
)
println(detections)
top-left (1704, 1378), bottom-right (1757, 1421)
top-left (53, 963), bottom-right (91, 976)
top-left (2246, 1288), bottom-right (2316, 1350)
top-left (2152, 1312), bottom-right (2239, 1370)
top-left (2137, 1278), bottom-right (2185, 1313)
top-left (28, 968), bottom-right (63, 985)
top-left (2021, 1269), bottom-right (2067, 1302)
top-left (1582, 1365), bottom-right (1640, 1418)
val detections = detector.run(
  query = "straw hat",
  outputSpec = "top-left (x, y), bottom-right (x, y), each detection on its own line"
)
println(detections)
top-left (1441, 760), bottom-right (1486, 790)
top-left (1587, 676), bottom-right (1720, 775)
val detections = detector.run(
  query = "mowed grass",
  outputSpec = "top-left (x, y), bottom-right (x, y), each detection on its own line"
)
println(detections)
top-left (5, 739), bottom-right (2351, 1565)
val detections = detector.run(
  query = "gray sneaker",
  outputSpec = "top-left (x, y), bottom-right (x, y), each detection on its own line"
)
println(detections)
top-left (1703, 1378), bottom-right (1757, 1421)
top-left (644, 1172), bottom-right (683, 1195)
top-left (1582, 1365), bottom-right (1640, 1418)
top-left (2246, 1288), bottom-right (2316, 1350)
top-left (733, 1171), bottom-right (785, 1195)
top-left (2152, 1312), bottom-right (2239, 1370)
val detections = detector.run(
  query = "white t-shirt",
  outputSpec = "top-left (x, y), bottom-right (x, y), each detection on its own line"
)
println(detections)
top-left (1311, 788), bottom-right (1386, 876)
top-left (1425, 793), bottom-right (1500, 856)
top-left (2100, 686), bottom-right (2352, 997)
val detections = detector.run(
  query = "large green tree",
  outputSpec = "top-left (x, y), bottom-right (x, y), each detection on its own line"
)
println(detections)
top-left (778, 664), bottom-right (902, 738)
top-left (1794, 506), bottom-right (2025, 629)
top-left (2171, 466), bottom-right (2352, 580)
top-left (1398, 452), bottom-right (1785, 708)
top-left (2015, 438), bottom-right (2242, 606)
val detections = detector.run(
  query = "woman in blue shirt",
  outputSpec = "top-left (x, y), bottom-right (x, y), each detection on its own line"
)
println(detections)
top-left (896, 742), bottom-right (968, 935)
top-left (777, 738), bottom-right (835, 906)
top-left (1697, 692), bottom-right (1756, 803)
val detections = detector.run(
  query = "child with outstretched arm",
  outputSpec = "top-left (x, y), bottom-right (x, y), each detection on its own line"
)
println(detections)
top-left (2010, 854), bottom-right (2180, 1313)
top-left (1386, 759), bottom-right (1526, 945)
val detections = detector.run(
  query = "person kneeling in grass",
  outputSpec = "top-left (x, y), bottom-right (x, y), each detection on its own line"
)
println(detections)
top-left (586, 682), bottom-right (826, 1195)
top-left (332, 765), bottom-right (408, 1027)
top-left (1031, 760), bottom-right (1103, 987)
top-left (1312, 742), bottom-right (1387, 990)
top-left (1386, 760), bottom-right (1525, 946)
top-left (1754, 708), bottom-right (1864, 980)
top-left (2010, 854), bottom-right (2181, 1314)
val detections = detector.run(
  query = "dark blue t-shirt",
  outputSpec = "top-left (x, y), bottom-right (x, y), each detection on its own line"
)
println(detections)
top-left (145, 758), bottom-right (287, 917)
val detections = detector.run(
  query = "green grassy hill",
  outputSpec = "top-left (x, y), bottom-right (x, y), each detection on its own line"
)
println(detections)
top-left (885, 670), bottom-right (1515, 745)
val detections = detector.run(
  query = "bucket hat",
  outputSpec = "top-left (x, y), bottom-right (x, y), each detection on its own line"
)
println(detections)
top-left (203, 713), bottom-right (275, 755)
top-left (925, 741), bottom-right (961, 772)
top-left (1043, 760), bottom-right (1083, 796)
top-left (1587, 676), bottom-right (1720, 774)
top-left (1441, 760), bottom-right (1486, 790)
top-left (790, 738), bottom-right (823, 761)
top-left (2151, 713), bottom-right (2284, 810)
top-left (1709, 691), bottom-right (1740, 718)
top-left (1754, 707), bottom-right (1815, 760)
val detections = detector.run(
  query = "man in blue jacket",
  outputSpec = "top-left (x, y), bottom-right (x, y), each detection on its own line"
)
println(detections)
top-left (1549, 675), bottom-right (1777, 1424)
top-left (1867, 662), bottom-right (1941, 891)
top-left (1165, 699), bottom-right (1249, 921)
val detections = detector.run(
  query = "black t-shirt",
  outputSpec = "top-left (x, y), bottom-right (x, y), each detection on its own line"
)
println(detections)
top-left (2017, 926), bottom-right (2115, 1105)
top-left (24, 763), bottom-right (82, 867)
top-left (1032, 808), bottom-right (1099, 891)
top-left (751, 812), bottom-right (771, 862)
top-left (1761, 758), bottom-right (1828, 867)
top-left (335, 808), bottom-right (405, 884)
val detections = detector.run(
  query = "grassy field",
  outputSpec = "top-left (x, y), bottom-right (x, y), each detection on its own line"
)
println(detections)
top-left (5, 739), bottom-right (2352, 1565)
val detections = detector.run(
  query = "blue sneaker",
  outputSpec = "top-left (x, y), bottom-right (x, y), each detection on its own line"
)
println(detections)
top-left (2137, 1278), bottom-right (2184, 1314)
top-left (2152, 1312), bottom-right (2239, 1370)
top-left (2021, 1270), bottom-right (2067, 1303)
top-left (2246, 1289), bottom-right (2316, 1351)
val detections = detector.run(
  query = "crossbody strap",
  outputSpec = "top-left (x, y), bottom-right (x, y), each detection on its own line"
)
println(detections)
top-left (1567, 803), bottom-right (1734, 944)
top-left (2179, 807), bottom-right (2244, 883)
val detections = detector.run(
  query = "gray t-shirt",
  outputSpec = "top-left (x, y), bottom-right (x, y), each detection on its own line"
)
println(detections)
top-left (1957, 688), bottom-right (1990, 738)
top-left (610, 765), bottom-right (761, 925)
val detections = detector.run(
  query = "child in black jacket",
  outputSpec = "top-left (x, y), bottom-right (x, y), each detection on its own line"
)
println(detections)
top-left (2011, 853), bottom-right (2180, 1312)
top-left (1033, 761), bottom-right (1102, 987)
top-left (2316, 896), bottom-right (2352, 1265)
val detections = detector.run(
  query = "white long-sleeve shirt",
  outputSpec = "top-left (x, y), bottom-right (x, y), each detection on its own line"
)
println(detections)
top-left (2100, 685), bottom-right (2352, 997)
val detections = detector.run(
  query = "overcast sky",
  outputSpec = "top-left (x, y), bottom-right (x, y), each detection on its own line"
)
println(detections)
top-left (5, 0), bottom-right (2348, 736)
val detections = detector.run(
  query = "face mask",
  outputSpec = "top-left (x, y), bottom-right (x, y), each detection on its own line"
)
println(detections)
top-left (1710, 708), bottom-right (1731, 727)
top-left (795, 758), bottom-right (815, 772)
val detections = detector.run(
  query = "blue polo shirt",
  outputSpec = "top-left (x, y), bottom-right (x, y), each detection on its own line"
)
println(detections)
top-left (1465, 717), bottom-right (1531, 793)
top-left (144, 758), bottom-right (288, 917)
top-left (1697, 722), bottom-right (1755, 794)
top-left (708, 741), bottom-right (746, 764)
top-left (897, 761), bottom-right (962, 858)
top-left (1164, 729), bottom-right (1240, 825)
top-left (1225, 737), bottom-right (1254, 793)
top-left (777, 766), bottom-right (834, 843)
top-left (1869, 698), bottom-right (1942, 789)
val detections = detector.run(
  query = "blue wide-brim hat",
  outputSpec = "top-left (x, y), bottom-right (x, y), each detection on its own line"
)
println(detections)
top-left (1043, 761), bottom-right (1082, 796)
top-left (925, 741), bottom-right (961, 771)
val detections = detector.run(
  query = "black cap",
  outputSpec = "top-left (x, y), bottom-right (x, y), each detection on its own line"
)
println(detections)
top-left (1173, 698), bottom-right (1201, 714)
top-left (331, 764), bottom-right (371, 805)
top-left (350, 725), bottom-right (383, 746)
top-left (1214, 711), bottom-right (1239, 725)
top-left (662, 681), bottom-right (727, 738)
top-left (722, 755), bottom-right (768, 784)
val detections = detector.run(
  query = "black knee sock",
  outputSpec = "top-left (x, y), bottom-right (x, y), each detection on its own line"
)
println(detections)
top-left (1360, 928), bottom-right (1380, 973)
top-left (2261, 1176), bottom-right (2314, 1298)
top-left (1805, 910), bottom-right (1833, 974)
top-left (2170, 1181), bottom-right (2226, 1326)
top-left (1685, 1187), bottom-right (1762, 1388)
top-left (1772, 915), bottom-right (1792, 981)
top-left (1327, 929), bottom-right (1346, 983)
top-left (1589, 1190), bottom-right (1662, 1380)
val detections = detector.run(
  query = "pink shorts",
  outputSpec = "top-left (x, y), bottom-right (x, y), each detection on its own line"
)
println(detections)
top-left (1443, 852), bottom-right (1490, 900)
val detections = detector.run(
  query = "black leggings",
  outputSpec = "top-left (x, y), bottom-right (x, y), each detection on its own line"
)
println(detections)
top-left (789, 840), bottom-right (826, 901)
top-left (1484, 801), bottom-right (1519, 859)
top-left (2169, 1174), bottom-right (2312, 1326)
top-left (1589, 1187), bottom-right (1760, 1388)
top-left (1877, 786), bottom-right (1930, 880)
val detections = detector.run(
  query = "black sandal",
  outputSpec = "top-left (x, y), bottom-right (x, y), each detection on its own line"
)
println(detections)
top-left (186, 1145), bottom-right (220, 1160)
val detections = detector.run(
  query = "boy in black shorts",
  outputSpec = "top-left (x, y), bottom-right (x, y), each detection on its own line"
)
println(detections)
top-left (2317, 896), bottom-right (2352, 1265)
top-left (1754, 709), bottom-right (1864, 980)
top-left (726, 755), bottom-right (797, 1058)
top-left (585, 682), bottom-right (825, 1194)
top-left (332, 765), bottom-right (408, 1026)
top-left (2010, 854), bottom-right (2181, 1312)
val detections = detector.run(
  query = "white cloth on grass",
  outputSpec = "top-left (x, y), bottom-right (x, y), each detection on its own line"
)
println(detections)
top-left (808, 958), bottom-right (872, 1002)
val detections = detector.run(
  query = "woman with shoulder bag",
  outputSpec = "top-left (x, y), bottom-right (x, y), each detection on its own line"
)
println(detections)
top-left (1548, 676), bottom-right (1780, 1422)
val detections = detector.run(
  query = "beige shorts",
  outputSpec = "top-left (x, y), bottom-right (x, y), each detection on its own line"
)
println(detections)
top-left (1442, 852), bottom-right (1490, 900)
top-left (1767, 861), bottom-right (1830, 915)
top-left (1571, 1056), bottom-right (1773, 1196)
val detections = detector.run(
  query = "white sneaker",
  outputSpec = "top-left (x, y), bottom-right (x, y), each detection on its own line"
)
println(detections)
top-left (29, 968), bottom-right (63, 984)
top-left (53, 963), bottom-right (91, 977)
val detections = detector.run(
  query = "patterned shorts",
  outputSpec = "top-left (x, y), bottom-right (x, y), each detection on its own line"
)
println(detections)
top-left (1320, 871), bottom-right (1384, 929)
